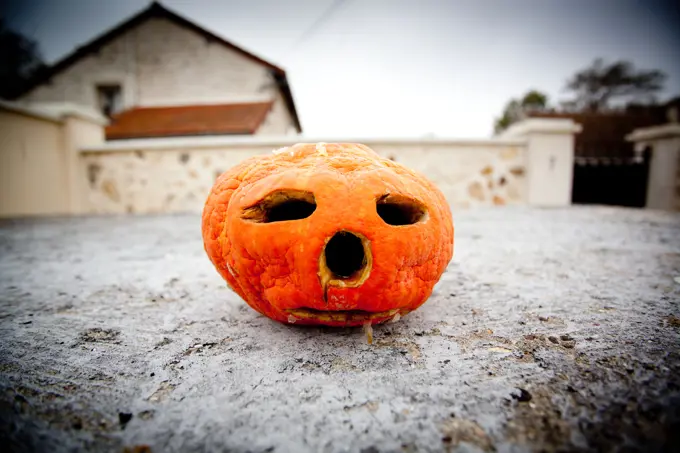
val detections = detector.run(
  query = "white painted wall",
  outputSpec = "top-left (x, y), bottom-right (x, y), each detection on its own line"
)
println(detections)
top-left (0, 102), bottom-right (105, 217)
top-left (0, 111), bottom-right (67, 217)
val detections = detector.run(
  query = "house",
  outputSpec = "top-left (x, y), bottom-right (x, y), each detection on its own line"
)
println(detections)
top-left (16, 1), bottom-right (302, 139)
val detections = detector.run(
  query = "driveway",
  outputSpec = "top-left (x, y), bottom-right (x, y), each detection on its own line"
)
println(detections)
top-left (1, 206), bottom-right (679, 452)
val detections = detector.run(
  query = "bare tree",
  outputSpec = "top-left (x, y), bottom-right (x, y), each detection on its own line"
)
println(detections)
top-left (0, 20), bottom-right (46, 100)
top-left (564, 58), bottom-right (666, 111)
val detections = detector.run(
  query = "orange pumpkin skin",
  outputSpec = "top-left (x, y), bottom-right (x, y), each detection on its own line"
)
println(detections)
top-left (202, 143), bottom-right (454, 327)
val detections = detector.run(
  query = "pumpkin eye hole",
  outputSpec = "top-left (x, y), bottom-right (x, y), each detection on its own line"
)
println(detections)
top-left (242, 190), bottom-right (316, 223)
top-left (376, 194), bottom-right (427, 226)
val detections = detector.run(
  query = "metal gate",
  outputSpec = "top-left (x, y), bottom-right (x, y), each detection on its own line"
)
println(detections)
top-left (571, 150), bottom-right (651, 208)
top-left (528, 110), bottom-right (667, 209)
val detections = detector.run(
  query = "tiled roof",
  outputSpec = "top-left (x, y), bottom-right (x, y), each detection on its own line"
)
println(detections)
top-left (105, 102), bottom-right (274, 140)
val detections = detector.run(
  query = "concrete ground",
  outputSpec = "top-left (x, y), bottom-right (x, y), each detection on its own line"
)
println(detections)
top-left (0, 206), bottom-right (679, 453)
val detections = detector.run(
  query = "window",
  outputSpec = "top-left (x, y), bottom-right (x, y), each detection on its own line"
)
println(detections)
top-left (96, 84), bottom-right (122, 117)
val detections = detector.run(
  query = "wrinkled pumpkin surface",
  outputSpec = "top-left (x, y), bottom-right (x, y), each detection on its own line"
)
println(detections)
top-left (202, 143), bottom-right (454, 326)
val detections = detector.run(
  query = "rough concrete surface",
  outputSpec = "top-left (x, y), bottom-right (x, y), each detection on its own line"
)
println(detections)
top-left (1, 206), bottom-right (679, 453)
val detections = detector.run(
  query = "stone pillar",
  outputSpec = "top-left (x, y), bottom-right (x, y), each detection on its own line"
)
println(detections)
top-left (500, 118), bottom-right (582, 207)
top-left (627, 124), bottom-right (680, 211)
top-left (62, 113), bottom-right (106, 214)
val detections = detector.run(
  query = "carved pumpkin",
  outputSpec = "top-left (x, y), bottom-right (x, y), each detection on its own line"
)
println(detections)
top-left (202, 143), bottom-right (454, 327)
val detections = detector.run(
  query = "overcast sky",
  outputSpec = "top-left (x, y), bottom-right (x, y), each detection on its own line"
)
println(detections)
top-left (2, 0), bottom-right (679, 138)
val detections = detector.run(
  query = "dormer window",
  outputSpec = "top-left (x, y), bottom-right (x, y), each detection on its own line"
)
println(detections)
top-left (96, 84), bottom-right (122, 117)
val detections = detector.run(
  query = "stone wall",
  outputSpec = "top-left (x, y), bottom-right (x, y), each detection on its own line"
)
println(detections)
top-left (20, 17), bottom-right (295, 135)
top-left (80, 138), bottom-right (528, 214)
top-left (0, 111), bottom-right (578, 217)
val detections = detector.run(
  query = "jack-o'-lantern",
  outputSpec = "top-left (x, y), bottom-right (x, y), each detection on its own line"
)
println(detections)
top-left (202, 143), bottom-right (454, 328)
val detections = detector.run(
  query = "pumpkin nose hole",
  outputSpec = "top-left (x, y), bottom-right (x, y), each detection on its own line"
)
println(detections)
top-left (324, 231), bottom-right (366, 278)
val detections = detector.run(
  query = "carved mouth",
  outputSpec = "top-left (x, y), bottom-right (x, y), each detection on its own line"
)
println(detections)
top-left (284, 307), bottom-right (401, 324)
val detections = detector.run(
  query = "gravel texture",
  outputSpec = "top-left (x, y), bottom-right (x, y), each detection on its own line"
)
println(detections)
top-left (0, 206), bottom-right (679, 453)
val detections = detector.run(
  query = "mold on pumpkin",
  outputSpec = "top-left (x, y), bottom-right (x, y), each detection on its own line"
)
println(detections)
top-left (202, 143), bottom-right (454, 327)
